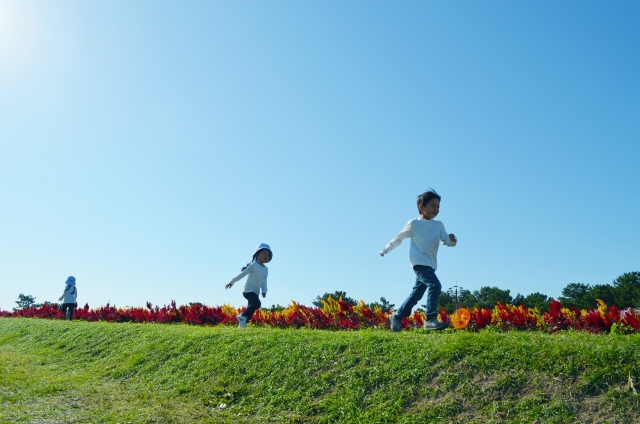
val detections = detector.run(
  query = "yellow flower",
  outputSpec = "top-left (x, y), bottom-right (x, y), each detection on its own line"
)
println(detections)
top-left (320, 295), bottom-right (342, 315)
top-left (352, 300), bottom-right (368, 315)
top-left (221, 304), bottom-right (238, 316)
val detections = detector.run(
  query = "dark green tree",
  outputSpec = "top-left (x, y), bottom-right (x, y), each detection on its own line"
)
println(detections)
top-left (368, 297), bottom-right (395, 313)
top-left (586, 284), bottom-right (615, 309)
top-left (312, 291), bottom-right (356, 308)
top-left (513, 293), bottom-right (525, 306)
top-left (612, 272), bottom-right (640, 309)
top-left (468, 286), bottom-right (512, 309)
top-left (437, 290), bottom-right (455, 312)
top-left (438, 288), bottom-right (472, 313)
top-left (558, 283), bottom-right (592, 309)
top-left (13, 293), bottom-right (37, 311)
top-left (521, 292), bottom-right (550, 313)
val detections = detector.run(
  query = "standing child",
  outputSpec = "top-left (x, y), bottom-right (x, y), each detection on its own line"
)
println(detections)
top-left (225, 243), bottom-right (272, 328)
top-left (380, 190), bottom-right (457, 331)
top-left (58, 276), bottom-right (78, 321)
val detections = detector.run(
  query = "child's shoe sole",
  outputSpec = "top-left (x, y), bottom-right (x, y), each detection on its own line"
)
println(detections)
top-left (423, 320), bottom-right (448, 331)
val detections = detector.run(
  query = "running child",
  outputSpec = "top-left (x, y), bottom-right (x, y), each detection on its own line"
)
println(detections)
top-left (380, 190), bottom-right (457, 331)
top-left (58, 276), bottom-right (78, 321)
top-left (225, 243), bottom-right (272, 328)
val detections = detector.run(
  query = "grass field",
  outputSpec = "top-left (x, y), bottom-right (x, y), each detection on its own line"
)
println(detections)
top-left (1, 318), bottom-right (639, 423)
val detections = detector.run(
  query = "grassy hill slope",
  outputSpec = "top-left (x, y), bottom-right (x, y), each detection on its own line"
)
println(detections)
top-left (1, 318), bottom-right (639, 423)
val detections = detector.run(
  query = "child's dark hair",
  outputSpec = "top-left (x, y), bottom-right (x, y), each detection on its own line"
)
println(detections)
top-left (416, 189), bottom-right (441, 213)
top-left (241, 248), bottom-right (273, 271)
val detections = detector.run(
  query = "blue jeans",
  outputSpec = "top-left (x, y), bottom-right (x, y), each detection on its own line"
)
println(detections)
top-left (241, 292), bottom-right (261, 320)
top-left (60, 303), bottom-right (75, 321)
top-left (395, 265), bottom-right (441, 320)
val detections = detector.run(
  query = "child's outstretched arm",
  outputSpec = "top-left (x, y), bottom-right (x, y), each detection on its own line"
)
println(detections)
top-left (225, 265), bottom-right (252, 289)
top-left (380, 221), bottom-right (413, 256)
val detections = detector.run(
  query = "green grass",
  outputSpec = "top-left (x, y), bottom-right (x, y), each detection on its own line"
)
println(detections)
top-left (1, 318), bottom-right (639, 423)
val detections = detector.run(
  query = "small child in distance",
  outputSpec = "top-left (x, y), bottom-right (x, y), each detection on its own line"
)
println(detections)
top-left (58, 276), bottom-right (78, 321)
top-left (225, 243), bottom-right (272, 328)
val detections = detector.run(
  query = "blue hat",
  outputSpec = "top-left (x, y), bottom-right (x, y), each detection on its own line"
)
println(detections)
top-left (66, 276), bottom-right (76, 285)
top-left (253, 243), bottom-right (272, 261)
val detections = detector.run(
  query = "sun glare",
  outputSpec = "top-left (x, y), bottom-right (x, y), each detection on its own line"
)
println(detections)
top-left (0, 1), bottom-right (39, 70)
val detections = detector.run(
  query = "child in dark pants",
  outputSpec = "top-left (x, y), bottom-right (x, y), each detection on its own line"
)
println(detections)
top-left (58, 276), bottom-right (78, 321)
top-left (225, 244), bottom-right (272, 328)
top-left (380, 190), bottom-right (458, 331)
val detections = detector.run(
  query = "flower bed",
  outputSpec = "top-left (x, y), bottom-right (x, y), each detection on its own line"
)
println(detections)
top-left (2, 297), bottom-right (639, 334)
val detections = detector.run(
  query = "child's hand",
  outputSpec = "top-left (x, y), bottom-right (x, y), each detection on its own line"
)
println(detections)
top-left (380, 253), bottom-right (384, 257)
top-left (225, 283), bottom-right (233, 289)
top-left (449, 234), bottom-right (457, 242)
top-left (262, 293), bottom-right (266, 298)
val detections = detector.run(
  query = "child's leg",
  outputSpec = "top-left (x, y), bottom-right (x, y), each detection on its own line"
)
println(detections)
top-left (395, 279), bottom-right (428, 319)
top-left (241, 292), bottom-right (262, 321)
top-left (61, 303), bottom-right (72, 320)
top-left (417, 267), bottom-right (442, 321)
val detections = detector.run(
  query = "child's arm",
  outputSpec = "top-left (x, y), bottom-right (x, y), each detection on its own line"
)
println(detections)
top-left (225, 264), bottom-right (253, 289)
top-left (261, 278), bottom-right (267, 298)
top-left (440, 223), bottom-right (457, 247)
top-left (58, 285), bottom-right (70, 301)
top-left (380, 220), bottom-right (413, 256)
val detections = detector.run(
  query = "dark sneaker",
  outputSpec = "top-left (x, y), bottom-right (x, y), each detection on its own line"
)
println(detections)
top-left (389, 314), bottom-right (401, 332)
top-left (423, 319), bottom-right (448, 331)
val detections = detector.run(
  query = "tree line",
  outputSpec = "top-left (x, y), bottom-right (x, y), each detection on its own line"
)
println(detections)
top-left (313, 271), bottom-right (640, 314)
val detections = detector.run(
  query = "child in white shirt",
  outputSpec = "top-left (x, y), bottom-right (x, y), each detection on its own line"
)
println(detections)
top-left (380, 190), bottom-right (457, 331)
top-left (225, 243), bottom-right (272, 328)
top-left (58, 276), bottom-right (77, 321)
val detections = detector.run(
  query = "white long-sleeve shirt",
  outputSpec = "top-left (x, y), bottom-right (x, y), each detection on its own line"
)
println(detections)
top-left (380, 217), bottom-right (457, 270)
top-left (228, 261), bottom-right (268, 295)
top-left (58, 284), bottom-right (78, 304)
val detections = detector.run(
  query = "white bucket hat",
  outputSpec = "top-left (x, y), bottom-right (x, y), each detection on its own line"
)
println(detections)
top-left (253, 243), bottom-right (273, 262)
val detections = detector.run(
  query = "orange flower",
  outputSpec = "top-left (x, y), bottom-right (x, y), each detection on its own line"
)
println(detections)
top-left (451, 308), bottom-right (471, 329)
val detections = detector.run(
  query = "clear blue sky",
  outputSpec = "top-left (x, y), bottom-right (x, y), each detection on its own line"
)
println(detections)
top-left (1, 1), bottom-right (638, 312)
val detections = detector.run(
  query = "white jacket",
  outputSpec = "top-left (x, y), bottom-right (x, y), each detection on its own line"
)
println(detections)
top-left (228, 261), bottom-right (268, 295)
top-left (59, 284), bottom-right (78, 304)
top-left (380, 217), bottom-right (457, 270)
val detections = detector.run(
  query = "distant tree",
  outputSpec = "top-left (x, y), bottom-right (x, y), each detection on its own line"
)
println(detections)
top-left (512, 293), bottom-right (528, 306)
top-left (438, 288), bottom-right (472, 313)
top-left (558, 283), bottom-right (592, 310)
top-left (437, 291), bottom-right (454, 312)
top-left (521, 292), bottom-right (550, 313)
top-left (612, 272), bottom-right (640, 309)
top-left (368, 297), bottom-right (395, 313)
top-left (270, 304), bottom-right (286, 312)
top-left (13, 293), bottom-right (37, 311)
top-left (468, 286), bottom-right (512, 309)
top-left (312, 291), bottom-right (356, 308)
top-left (586, 284), bottom-right (615, 309)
